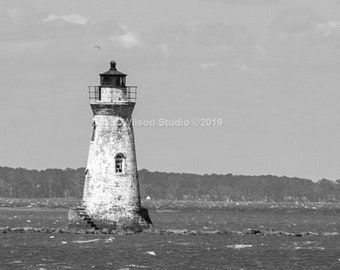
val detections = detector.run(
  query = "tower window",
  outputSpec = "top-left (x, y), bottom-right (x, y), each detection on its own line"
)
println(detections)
top-left (115, 153), bottom-right (125, 173)
top-left (91, 121), bottom-right (96, 141)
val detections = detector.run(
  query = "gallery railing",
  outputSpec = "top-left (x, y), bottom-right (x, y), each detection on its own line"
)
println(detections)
top-left (88, 86), bottom-right (137, 103)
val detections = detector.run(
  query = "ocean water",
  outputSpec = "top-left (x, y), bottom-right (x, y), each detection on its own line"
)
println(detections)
top-left (0, 206), bottom-right (339, 269)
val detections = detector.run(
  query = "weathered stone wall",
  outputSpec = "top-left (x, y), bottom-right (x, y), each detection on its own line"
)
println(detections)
top-left (82, 100), bottom-right (144, 229)
top-left (100, 87), bottom-right (127, 103)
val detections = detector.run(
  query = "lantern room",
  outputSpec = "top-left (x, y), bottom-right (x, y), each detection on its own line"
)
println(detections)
top-left (88, 61), bottom-right (137, 104)
top-left (100, 61), bottom-right (127, 87)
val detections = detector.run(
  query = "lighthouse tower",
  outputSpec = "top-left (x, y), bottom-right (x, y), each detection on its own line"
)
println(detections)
top-left (69, 61), bottom-right (151, 231)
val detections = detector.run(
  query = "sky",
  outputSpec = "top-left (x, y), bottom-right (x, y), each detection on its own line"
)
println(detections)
top-left (1, 0), bottom-right (340, 181)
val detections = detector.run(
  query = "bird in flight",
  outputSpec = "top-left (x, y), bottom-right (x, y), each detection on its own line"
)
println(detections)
top-left (94, 45), bottom-right (101, 50)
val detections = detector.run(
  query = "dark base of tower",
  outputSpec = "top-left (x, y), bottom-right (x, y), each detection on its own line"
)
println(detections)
top-left (68, 206), bottom-right (152, 233)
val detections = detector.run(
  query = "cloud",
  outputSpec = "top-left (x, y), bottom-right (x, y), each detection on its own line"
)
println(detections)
top-left (238, 64), bottom-right (263, 78)
top-left (43, 14), bottom-right (89, 25)
top-left (109, 25), bottom-right (141, 48)
top-left (315, 21), bottom-right (340, 36)
top-left (158, 43), bottom-right (169, 55)
top-left (270, 9), bottom-right (318, 34)
top-left (200, 62), bottom-right (218, 69)
top-left (5, 8), bottom-right (22, 20)
top-left (239, 65), bottom-right (250, 72)
top-left (160, 22), bottom-right (250, 51)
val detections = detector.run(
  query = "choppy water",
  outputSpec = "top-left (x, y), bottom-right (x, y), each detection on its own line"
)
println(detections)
top-left (0, 206), bottom-right (339, 269)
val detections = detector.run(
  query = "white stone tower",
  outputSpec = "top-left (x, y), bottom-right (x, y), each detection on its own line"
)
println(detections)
top-left (69, 60), bottom-right (151, 231)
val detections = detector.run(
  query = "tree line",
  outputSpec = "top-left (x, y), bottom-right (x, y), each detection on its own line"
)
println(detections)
top-left (0, 166), bottom-right (339, 202)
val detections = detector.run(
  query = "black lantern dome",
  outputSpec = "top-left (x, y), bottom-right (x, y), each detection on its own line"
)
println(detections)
top-left (99, 60), bottom-right (127, 87)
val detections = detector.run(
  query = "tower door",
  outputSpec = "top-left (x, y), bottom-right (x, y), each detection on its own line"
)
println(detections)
top-left (110, 89), bottom-right (114, 103)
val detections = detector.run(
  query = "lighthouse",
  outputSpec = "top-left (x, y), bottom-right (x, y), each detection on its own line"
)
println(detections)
top-left (69, 61), bottom-right (152, 231)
